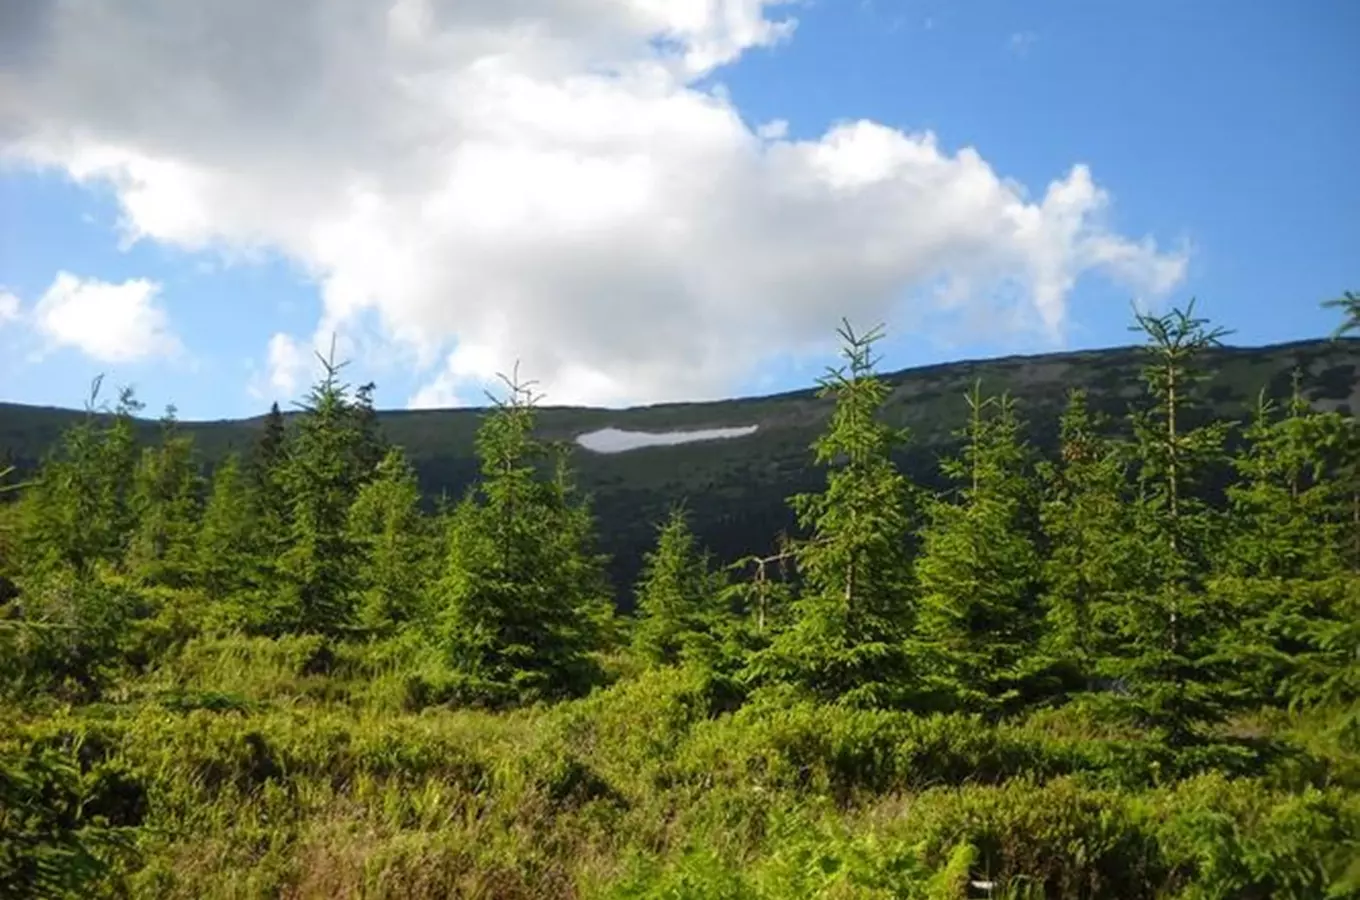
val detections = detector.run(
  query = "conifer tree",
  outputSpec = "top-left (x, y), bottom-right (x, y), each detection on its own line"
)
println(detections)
top-left (542, 447), bottom-right (618, 652)
top-left (1038, 389), bottom-right (1133, 689)
top-left (746, 321), bottom-right (916, 708)
top-left (1336, 418), bottom-right (1360, 574)
top-left (349, 381), bottom-right (388, 480)
top-left (273, 348), bottom-right (368, 634)
top-left (347, 445), bottom-right (433, 633)
top-left (247, 401), bottom-right (291, 585)
top-left (125, 408), bottom-right (203, 588)
top-left (6, 384), bottom-right (147, 698)
top-left (1291, 580), bottom-right (1360, 746)
top-left (1323, 289), bottom-right (1360, 340)
top-left (434, 367), bottom-right (612, 705)
top-left (1225, 378), bottom-right (1345, 579)
top-left (0, 464), bottom-right (25, 599)
top-left (1220, 375), bottom-right (1360, 708)
top-left (16, 380), bottom-right (142, 575)
top-left (912, 385), bottom-right (1046, 715)
top-left (1101, 301), bottom-right (1235, 745)
top-left (194, 454), bottom-right (261, 603)
top-left (632, 505), bottom-right (726, 667)
top-left (252, 402), bottom-right (288, 485)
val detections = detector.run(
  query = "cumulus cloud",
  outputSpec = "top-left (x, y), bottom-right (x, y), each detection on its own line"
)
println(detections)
top-left (264, 333), bottom-right (310, 398)
top-left (30, 272), bottom-right (182, 362)
top-left (407, 371), bottom-right (464, 410)
top-left (0, 0), bottom-right (1187, 408)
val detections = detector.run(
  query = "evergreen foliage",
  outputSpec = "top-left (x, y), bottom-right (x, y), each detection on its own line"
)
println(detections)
top-left (194, 454), bottom-right (263, 605)
top-left (247, 401), bottom-right (291, 589)
top-left (124, 409), bottom-right (202, 589)
top-left (272, 346), bottom-right (374, 635)
top-left (747, 321), bottom-right (917, 708)
top-left (432, 367), bottom-right (613, 706)
top-left (347, 446), bottom-right (435, 633)
top-left (1038, 389), bottom-right (1133, 689)
top-left (15, 380), bottom-right (142, 576)
top-left (632, 505), bottom-right (726, 668)
top-left (1324, 289), bottom-right (1360, 339)
top-left (1099, 301), bottom-right (1236, 746)
top-left (912, 385), bottom-right (1047, 715)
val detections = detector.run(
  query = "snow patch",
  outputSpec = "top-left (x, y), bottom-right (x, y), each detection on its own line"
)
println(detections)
top-left (576, 425), bottom-right (759, 453)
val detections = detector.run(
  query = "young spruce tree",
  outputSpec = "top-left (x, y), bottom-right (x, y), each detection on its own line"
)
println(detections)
top-left (1101, 301), bottom-right (1235, 746)
top-left (746, 321), bottom-right (916, 708)
top-left (347, 445), bottom-right (434, 633)
top-left (125, 408), bottom-right (203, 588)
top-left (272, 348), bottom-right (373, 635)
top-left (632, 505), bottom-right (726, 668)
top-left (16, 380), bottom-right (142, 576)
top-left (1039, 389), bottom-right (1135, 690)
top-left (434, 368), bottom-right (612, 706)
top-left (246, 401), bottom-right (291, 593)
top-left (1221, 375), bottom-right (1360, 708)
top-left (194, 453), bottom-right (261, 605)
top-left (912, 385), bottom-right (1047, 716)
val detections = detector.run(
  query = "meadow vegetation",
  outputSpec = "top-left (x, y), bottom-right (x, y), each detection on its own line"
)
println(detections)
top-left (1, 302), bottom-right (1358, 898)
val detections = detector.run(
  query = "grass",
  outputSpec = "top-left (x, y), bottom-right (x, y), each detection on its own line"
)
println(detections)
top-left (3, 633), bottom-right (1358, 898)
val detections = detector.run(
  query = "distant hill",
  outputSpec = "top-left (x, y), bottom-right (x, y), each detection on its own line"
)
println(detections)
top-left (3, 338), bottom-right (1358, 605)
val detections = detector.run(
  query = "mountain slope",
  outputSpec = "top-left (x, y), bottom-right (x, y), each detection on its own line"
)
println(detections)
top-left (3, 338), bottom-right (1358, 602)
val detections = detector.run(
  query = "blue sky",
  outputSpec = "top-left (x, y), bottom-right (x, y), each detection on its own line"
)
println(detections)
top-left (1, 0), bottom-right (1356, 420)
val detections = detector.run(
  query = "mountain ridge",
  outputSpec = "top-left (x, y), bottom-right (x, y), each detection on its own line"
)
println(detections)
top-left (4, 336), bottom-right (1358, 603)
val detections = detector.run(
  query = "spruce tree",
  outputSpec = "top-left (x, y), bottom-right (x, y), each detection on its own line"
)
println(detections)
top-left (252, 402), bottom-right (288, 485)
top-left (248, 401), bottom-right (291, 590)
top-left (125, 408), bottom-right (203, 588)
top-left (746, 321), bottom-right (916, 708)
top-left (347, 445), bottom-right (434, 633)
top-left (0, 465), bottom-right (25, 599)
top-left (349, 381), bottom-right (388, 480)
top-left (1101, 301), bottom-right (1235, 746)
top-left (1216, 381), bottom-right (1354, 706)
top-left (542, 447), bottom-right (618, 653)
top-left (1038, 389), bottom-right (1133, 690)
top-left (273, 349), bottom-right (368, 635)
top-left (912, 385), bottom-right (1047, 715)
top-left (1225, 379), bottom-right (1345, 579)
top-left (632, 505), bottom-right (726, 668)
top-left (6, 384), bottom-right (146, 698)
top-left (433, 368), bottom-right (612, 705)
top-left (1323, 289), bottom-right (1360, 340)
top-left (194, 454), bottom-right (261, 604)
top-left (16, 380), bottom-right (142, 576)
top-left (1337, 418), bottom-right (1360, 574)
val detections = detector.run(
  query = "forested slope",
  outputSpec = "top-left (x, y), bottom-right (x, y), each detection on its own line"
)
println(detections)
top-left (3, 336), bottom-right (1358, 602)
top-left (0, 304), bottom-right (1357, 898)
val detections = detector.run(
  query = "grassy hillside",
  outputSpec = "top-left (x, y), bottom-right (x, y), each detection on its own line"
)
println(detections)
top-left (3, 337), bottom-right (1358, 600)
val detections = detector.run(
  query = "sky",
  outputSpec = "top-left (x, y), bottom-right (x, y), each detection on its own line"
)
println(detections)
top-left (0, 0), bottom-right (1356, 420)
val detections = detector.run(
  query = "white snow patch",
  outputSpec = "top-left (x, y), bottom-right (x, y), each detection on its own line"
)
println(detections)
top-left (576, 425), bottom-right (759, 453)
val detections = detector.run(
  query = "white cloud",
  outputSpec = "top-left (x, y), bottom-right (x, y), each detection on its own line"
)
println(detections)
top-left (30, 272), bottom-right (181, 362)
top-left (1, 0), bottom-right (1186, 408)
top-left (406, 373), bottom-right (464, 410)
top-left (264, 332), bottom-right (309, 398)
top-left (0, 290), bottom-right (20, 325)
